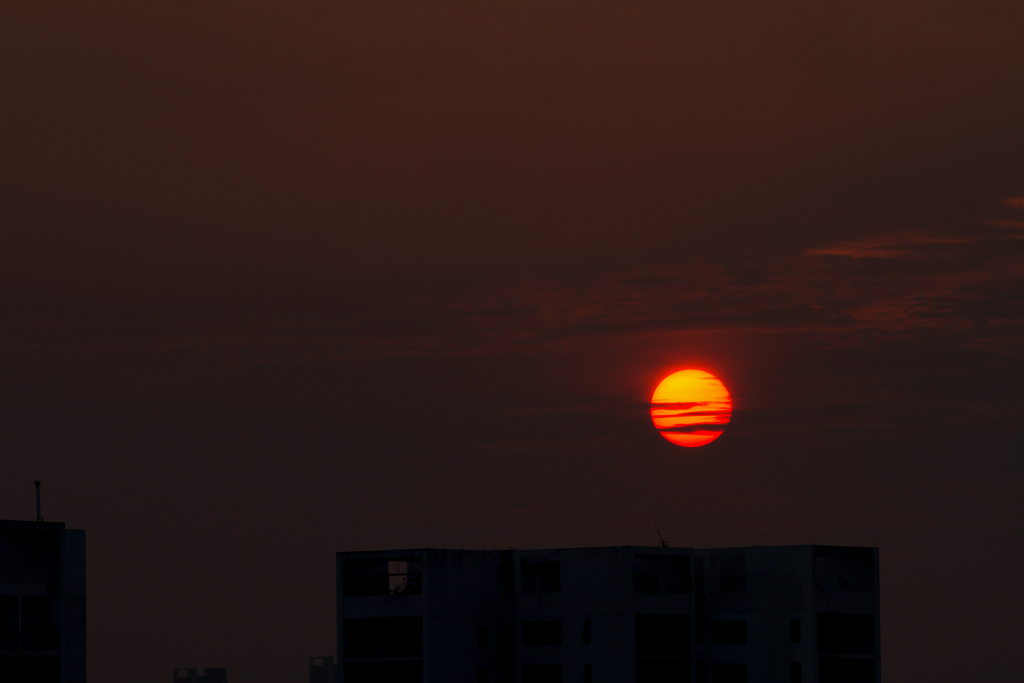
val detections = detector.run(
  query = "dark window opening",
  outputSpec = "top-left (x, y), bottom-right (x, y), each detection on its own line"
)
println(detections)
top-left (497, 626), bottom-right (512, 663)
top-left (790, 619), bottom-right (801, 643)
top-left (2, 596), bottom-right (57, 649)
top-left (500, 623), bottom-right (514, 657)
top-left (696, 660), bottom-right (707, 683)
top-left (637, 658), bottom-right (691, 682)
top-left (521, 664), bottom-right (562, 683)
top-left (636, 614), bottom-right (690, 657)
top-left (343, 617), bottom-right (422, 659)
top-left (521, 561), bottom-right (561, 593)
top-left (20, 596), bottom-right (53, 632)
top-left (817, 613), bottom-right (874, 656)
top-left (0, 655), bottom-right (60, 683)
top-left (791, 662), bottom-right (801, 683)
top-left (635, 574), bottom-right (659, 594)
top-left (478, 626), bottom-right (491, 648)
top-left (711, 662), bottom-right (746, 683)
top-left (711, 620), bottom-right (746, 645)
top-left (719, 556), bottom-right (746, 593)
top-left (522, 620), bottom-right (562, 647)
top-left (344, 558), bottom-right (422, 597)
top-left (386, 560), bottom-right (422, 595)
top-left (478, 667), bottom-right (491, 683)
top-left (818, 657), bottom-right (874, 683)
top-left (583, 619), bottom-right (591, 645)
top-left (0, 596), bottom-right (17, 638)
top-left (344, 661), bottom-right (421, 683)
top-left (584, 663), bottom-right (592, 683)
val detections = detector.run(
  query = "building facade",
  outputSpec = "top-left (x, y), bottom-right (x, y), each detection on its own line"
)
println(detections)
top-left (0, 519), bottom-right (86, 683)
top-left (173, 667), bottom-right (228, 683)
top-left (310, 656), bottom-right (338, 683)
top-left (337, 545), bottom-right (879, 683)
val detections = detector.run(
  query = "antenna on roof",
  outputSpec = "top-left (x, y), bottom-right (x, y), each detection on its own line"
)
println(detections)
top-left (654, 521), bottom-right (668, 548)
top-left (35, 481), bottom-right (43, 522)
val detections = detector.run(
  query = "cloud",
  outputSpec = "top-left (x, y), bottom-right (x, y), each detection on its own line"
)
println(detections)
top-left (843, 295), bottom-right (977, 332)
top-left (650, 401), bottom-right (708, 410)
top-left (802, 232), bottom-right (973, 259)
top-left (984, 219), bottom-right (1024, 229)
top-left (1002, 197), bottom-right (1024, 209)
top-left (654, 410), bottom-right (732, 419)
top-left (658, 423), bottom-right (726, 434)
top-left (5, 198), bottom-right (1021, 397)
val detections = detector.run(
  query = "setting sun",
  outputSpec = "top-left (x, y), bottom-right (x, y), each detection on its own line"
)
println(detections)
top-left (650, 369), bottom-right (733, 447)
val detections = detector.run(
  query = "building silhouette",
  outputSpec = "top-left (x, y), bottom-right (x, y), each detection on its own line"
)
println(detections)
top-left (174, 667), bottom-right (228, 683)
top-left (310, 656), bottom-right (337, 683)
top-left (337, 545), bottom-right (879, 683)
top-left (0, 519), bottom-right (86, 683)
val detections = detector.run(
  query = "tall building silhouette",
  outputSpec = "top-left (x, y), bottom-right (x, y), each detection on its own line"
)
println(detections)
top-left (0, 519), bottom-right (86, 683)
top-left (337, 545), bottom-right (879, 683)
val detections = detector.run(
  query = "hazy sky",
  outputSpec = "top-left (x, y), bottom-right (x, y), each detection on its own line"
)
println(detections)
top-left (1, 2), bottom-right (1021, 682)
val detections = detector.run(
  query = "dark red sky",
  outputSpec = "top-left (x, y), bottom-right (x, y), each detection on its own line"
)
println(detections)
top-left (2, 2), bottom-right (1022, 682)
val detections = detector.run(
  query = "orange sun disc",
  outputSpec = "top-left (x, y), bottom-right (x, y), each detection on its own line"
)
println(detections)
top-left (650, 369), bottom-right (732, 447)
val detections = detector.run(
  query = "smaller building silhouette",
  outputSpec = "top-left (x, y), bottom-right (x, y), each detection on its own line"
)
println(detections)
top-left (174, 667), bottom-right (228, 683)
top-left (310, 656), bottom-right (337, 683)
top-left (0, 519), bottom-right (86, 683)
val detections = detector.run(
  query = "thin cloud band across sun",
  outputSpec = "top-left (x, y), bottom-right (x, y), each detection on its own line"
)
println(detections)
top-left (650, 369), bottom-right (732, 447)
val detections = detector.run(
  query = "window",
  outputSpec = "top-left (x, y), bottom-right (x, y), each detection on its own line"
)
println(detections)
top-left (790, 619), bottom-right (801, 643)
top-left (343, 617), bottom-right (422, 659)
top-left (636, 614), bottom-right (690, 656)
top-left (0, 595), bottom-right (17, 637)
top-left (584, 663), bottom-right (592, 683)
top-left (500, 623), bottom-right (514, 653)
top-left (521, 664), bottom-right (562, 683)
top-left (387, 561), bottom-right (421, 595)
top-left (478, 626), bottom-right (491, 648)
top-left (637, 658), bottom-right (690, 682)
top-left (711, 662), bottom-right (747, 683)
top-left (583, 619), bottom-right (591, 645)
top-left (522, 620), bottom-right (562, 647)
top-left (521, 560), bottom-right (560, 593)
top-left (696, 597), bottom-right (708, 645)
top-left (478, 667), bottom-right (491, 683)
top-left (344, 661), bottom-right (422, 683)
top-left (791, 663), bottom-right (802, 683)
top-left (343, 558), bottom-right (422, 597)
top-left (634, 574), bottom-right (659, 594)
top-left (1, 654), bottom-right (60, 681)
top-left (818, 657), bottom-right (874, 683)
top-left (18, 596), bottom-right (56, 648)
top-left (816, 613), bottom-right (874, 655)
top-left (710, 620), bottom-right (746, 645)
